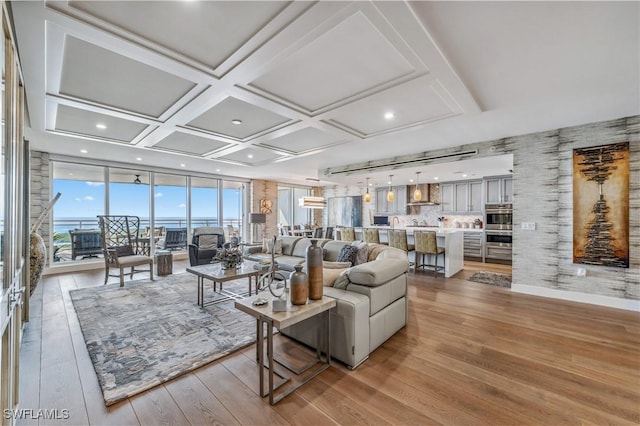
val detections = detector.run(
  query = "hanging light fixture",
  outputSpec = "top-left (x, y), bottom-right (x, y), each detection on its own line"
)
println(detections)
top-left (133, 174), bottom-right (142, 184)
top-left (414, 171), bottom-right (422, 201)
top-left (387, 175), bottom-right (394, 202)
top-left (364, 177), bottom-right (371, 203)
top-left (299, 178), bottom-right (327, 209)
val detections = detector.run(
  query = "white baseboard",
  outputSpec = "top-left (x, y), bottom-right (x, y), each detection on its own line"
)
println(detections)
top-left (511, 284), bottom-right (640, 312)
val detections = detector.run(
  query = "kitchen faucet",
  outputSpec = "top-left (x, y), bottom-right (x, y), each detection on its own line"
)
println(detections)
top-left (392, 216), bottom-right (400, 229)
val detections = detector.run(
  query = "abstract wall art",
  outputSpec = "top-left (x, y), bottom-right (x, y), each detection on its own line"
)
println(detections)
top-left (573, 142), bottom-right (629, 268)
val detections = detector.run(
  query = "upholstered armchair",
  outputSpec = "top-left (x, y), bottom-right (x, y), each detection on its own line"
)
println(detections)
top-left (97, 215), bottom-right (154, 287)
top-left (188, 227), bottom-right (225, 266)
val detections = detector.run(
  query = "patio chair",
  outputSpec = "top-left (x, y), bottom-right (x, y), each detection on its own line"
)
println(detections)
top-left (189, 226), bottom-right (225, 266)
top-left (97, 215), bottom-right (154, 287)
top-left (69, 228), bottom-right (103, 260)
top-left (158, 228), bottom-right (188, 250)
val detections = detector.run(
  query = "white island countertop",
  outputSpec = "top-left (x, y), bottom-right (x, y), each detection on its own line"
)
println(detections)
top-left (352, 227), bottom-right (465, 278)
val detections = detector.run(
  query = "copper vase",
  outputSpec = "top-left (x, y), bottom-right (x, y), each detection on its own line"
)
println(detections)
top-left (306, 239), bottom-right (323, 300)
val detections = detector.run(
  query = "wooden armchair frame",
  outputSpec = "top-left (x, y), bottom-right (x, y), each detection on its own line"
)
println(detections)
top-left (98, 215), bottom-right (154, 286)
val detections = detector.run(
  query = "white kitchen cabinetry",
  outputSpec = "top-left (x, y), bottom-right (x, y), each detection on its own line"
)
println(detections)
top-left (441, 180), bottom-right (483, 213)
top-left (485, 176), bottom-right (513, 203)
top-left (375, 186), bottom-right (407, 214)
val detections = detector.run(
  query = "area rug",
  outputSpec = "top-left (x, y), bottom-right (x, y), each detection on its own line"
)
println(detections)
top-left (69, 274), bottom-right (255, 406)
top-left (468, 271), bottom-right (512, 288)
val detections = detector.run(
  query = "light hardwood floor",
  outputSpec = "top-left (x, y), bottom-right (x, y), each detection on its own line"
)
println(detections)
top-left (17, 260), bottom-right (640, 425)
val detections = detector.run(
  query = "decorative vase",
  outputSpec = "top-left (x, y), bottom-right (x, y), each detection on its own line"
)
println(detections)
top-left (290, 264), bottom-right (308, 305)
top-left (306, 239), bottom-right (323, 300)
top-left (29, 232), bottom-right (46, 295)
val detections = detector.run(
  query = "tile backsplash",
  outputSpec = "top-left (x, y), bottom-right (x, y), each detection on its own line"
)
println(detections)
top-left (386, 205), bottom-right (482, 228)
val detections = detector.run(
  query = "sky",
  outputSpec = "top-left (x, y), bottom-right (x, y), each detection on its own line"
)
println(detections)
top-left (52, 180), bottom-right (242, 220)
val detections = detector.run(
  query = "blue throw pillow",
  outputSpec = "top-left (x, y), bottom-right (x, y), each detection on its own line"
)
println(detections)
top-left (336, 245), bottom-right (358, 265)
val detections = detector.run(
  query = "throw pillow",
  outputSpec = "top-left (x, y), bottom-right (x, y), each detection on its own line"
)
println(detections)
top-left (333, 270), bottom-right (350, 290)
top-left (198, 234), bottom-right (219, 251)
top-left (323, 267), bottom-right (350, 287)
top-left (336, 245), bottom-right (358, 265)
top-left (350, 240), bottom-right (369, 265)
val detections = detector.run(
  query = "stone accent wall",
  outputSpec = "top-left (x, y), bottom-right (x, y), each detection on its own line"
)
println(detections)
top-left (250, 179), bottom-right (278, 241)
top-left (30, 151), bottom-right (51, 266)
top-left (322, 116), bottom-right (639, 306)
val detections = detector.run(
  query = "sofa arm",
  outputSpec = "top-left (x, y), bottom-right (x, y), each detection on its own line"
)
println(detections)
top-left (346, 258), bottom-right (409, 286)
top-left (242, 243), bottom-right (263, 256)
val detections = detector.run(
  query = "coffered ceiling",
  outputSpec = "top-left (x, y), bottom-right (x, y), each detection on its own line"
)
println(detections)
top-left (11, 1), bottom-right (639, 188)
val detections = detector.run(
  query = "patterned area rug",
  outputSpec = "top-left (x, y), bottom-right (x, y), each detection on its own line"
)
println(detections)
top-left (69, 274), bottom-right (255, 406)
top-left (468, 271), bottom-right (512, 288)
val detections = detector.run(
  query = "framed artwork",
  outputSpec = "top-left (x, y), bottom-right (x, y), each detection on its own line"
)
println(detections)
top-left (573, 142), bottom-right (629, 268)
top-left (259, 199), bottom-right (273, 214)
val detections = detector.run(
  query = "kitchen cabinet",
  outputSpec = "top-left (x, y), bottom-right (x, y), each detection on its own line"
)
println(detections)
top-left (463, 231), bottom-right (483, 260)
top-left (441, 180), bottom-right (482, 213)
top-left (375, 186), bottom-right (407, 214)
top-left (439, 183), bottom-right (454, 212)
top-left (485, 176), bottom-right (513, 204)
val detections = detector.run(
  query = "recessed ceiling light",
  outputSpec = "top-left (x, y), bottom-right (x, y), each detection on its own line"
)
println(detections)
top-left (384, 111), bottom-right (395, 120)
top-left (216, 169), bottom-right (221, 172)
top-left (136, 157), bottom-right (142, 161)
top-left (80, 149), bottom-right (88, 154)
top-left (462, 174), bottom-right (467, 177)
top-left (247, 154), bottom-right (253, 159)
top-left (409, 179), bottom-right (414, 183)
top-left (180, 163), bottom-right (186, 167)
top-left (434, 177), bottom-right (439, 180)
top-left (95, 123), bottom-right (107, 130)
top-left (231, 119), bottom-right (243, 125)
top-left (68, 173), bottom-right (73, 176)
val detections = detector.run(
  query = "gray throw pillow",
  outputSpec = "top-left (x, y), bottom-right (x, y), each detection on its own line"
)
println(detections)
top-left (336, 245), bottom-right (358, 265)
top-left (351, 240), bottom-right (369, 265)
top-left (333, 271), bottom-right (350, 290)
top-left (198, 234), bottom-right (220, 250)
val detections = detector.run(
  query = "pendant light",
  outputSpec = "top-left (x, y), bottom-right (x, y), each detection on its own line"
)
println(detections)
top-left (364, 177), bottom-right (371, 203)
top-left (413, 171), bottom-right (422, 201)
top-left (387, 175), bottom-right (394, 202)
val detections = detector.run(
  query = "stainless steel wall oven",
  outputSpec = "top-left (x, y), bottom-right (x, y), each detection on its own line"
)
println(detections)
top-left (485, 203), bottom-right (513, 262)
top-left (485, 203), bottom-right (513, 230)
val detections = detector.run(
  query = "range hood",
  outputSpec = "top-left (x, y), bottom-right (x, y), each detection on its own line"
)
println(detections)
top-left (407, 183), bottom-right (440, 206)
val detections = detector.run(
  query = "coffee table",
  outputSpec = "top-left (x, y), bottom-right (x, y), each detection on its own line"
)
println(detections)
top-left (186, 261), bottom-right (266, 307)
top-left (234, 295), bottom-right (336, 405)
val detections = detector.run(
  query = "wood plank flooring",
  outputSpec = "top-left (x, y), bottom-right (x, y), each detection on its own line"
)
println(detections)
top-left (17, 260), bottom-right (640, 425)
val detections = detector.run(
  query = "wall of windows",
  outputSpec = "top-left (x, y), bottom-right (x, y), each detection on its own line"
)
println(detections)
top-left (277, 185), bottom-right (311, 230)
top-left (49, 159), bottom-right (247, 266)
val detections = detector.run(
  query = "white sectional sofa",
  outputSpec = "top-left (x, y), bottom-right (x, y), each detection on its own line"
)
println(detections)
top-left (244, 236), bottom-right (410, 368)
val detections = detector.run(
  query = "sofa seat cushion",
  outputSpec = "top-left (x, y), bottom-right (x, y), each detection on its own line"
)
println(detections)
top-left (243, 252), bottom-right (275, 263)
top-left (273, 255), bottom-right (305, 271)
top-left (347, 258), bottom-right (409, 286)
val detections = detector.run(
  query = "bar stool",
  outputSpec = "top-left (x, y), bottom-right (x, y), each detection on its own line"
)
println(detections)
top-left (324, 226), bottom-right (334, 240)
top-left (388, 229), bottom-right (415, 266)
top-left (340, 227), bottom-right (356, 242)
top-left (363, 228), bottom-right (381, 244)
top-left (414, 231), bottom-right (445, 277)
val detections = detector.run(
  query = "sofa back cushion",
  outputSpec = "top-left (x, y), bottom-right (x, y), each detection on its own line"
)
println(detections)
top-left (280, 236), bottom-right (303, 256)
top-left (322, 241), bottom-right (350, 261)
top-left (291, 238), bottom-right (331, 258)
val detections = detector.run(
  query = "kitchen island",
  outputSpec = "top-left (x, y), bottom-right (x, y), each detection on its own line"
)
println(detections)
top-left (353, 227), bottom-right (464, 278)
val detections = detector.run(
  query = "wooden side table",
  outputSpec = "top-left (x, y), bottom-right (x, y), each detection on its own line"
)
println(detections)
top-left (234, 295), bottom-right (336, 405)
top-left (155, 250), bottom-right (173, 276)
